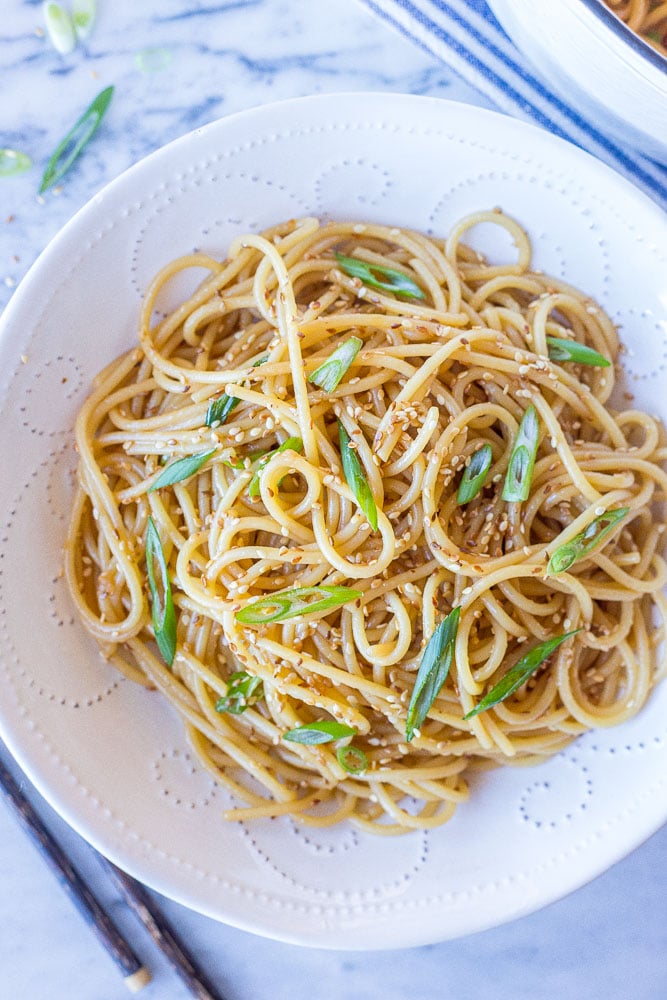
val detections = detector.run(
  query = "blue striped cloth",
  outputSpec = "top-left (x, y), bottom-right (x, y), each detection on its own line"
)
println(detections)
top-left (359, 0), bottom-right (667, 211)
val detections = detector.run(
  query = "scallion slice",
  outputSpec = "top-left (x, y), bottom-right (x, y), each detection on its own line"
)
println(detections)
top-left (0, 149), bottom-right (33, 177)
top-left (405, 606), bottom-right (461, 742)
top-left (501, 404), bottom-right (539, 503)
top-left (547, 507), bottom-right (629, 575)
top-left (236, 585), bottom-right (361, 626)
top-left (283, 721), bottom-right (357, 745)
top-left (456, 443), bottom-right (493, 505)
top-left (43, 2), bottom-right (76, 54)
top-left (72, 0), bottom-right (96, 40)
top-left (145, 516), bottom-right (176, 666)
top-left (148, 448), bottom-right (216, 492)
top-left (215, 671), bottom-right (263, 715)
top-left (546, 336), bottom-right (610, 368)
top-left (463, 629), bottom-right (581, 719)
top-left (335, 252), bottom-right (425, 301)
top-left (308, 336), bottom-right (363, 392)
top-left (338, 420), bottom-right (378, 531)
top-left (248, 436), bottom-right (303, 498)
top-left (40, 85), bottom-right (114, 193)
top-left (336, 745), bottom-right (368, 774)
top-left (205, 356), bottom-right (267, 428)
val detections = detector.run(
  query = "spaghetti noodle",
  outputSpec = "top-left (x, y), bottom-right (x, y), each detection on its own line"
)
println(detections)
top-left (65, 212), bottom-right (667, 834)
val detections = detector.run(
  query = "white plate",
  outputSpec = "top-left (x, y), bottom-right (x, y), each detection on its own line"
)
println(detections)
top-left (1, 93), bottom-right (666, 950)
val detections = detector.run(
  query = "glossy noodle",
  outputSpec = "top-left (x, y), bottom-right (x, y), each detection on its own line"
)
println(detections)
top-left (65, 213), bottom-right (667, 834)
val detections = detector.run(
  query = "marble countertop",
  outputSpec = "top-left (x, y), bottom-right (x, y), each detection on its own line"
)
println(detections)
top-left (1, 2), bottom-right (666, 998)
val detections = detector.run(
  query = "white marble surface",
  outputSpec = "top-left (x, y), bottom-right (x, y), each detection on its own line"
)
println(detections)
top-left (1, 2), bottom-right (666, 999)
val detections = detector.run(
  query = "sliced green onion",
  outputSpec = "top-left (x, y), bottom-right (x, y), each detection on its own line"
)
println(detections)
top-left (463, 629), bottom-right (581, 720)
top-left (546, 336), bottom-right (610, 368)
top-left (336, 745), bottom-right (368, 774)
top-left (205, 356), bottom-right (267, 428)
top-left (501, 404), bottom-right (539, 503)
top-left (405, 606), bottom-right (461, 742)
top-left (0, 149), bottom-right (33, 177)
top-left (148, 448), bottom-right (216, 492)
top-left (456, 443), bottom-right (493, 505)
top-left (547, 507), bottom-right (629, 576)
top-left (43, 2), bottom-right (76, 54)
top-left (248, 436), bottom-right (303, 498)
top-left (215, 671), bottom-right (263, 715)
top-left (134, 47), bottom-right (173, 73)
top-left (335, 252), bottom-right (425, 301)
top-left (308, 336), bottom-right (363, 392)
top-left (206, 393), bottom-right (240, 428)
top-left (72, 0), bottom-right (96, 40)
top-left (145, 516), bottom-right (176, 666)
top-left (283, 721), bottom-right (357, 745)
top-left (39, 85), bottom-right (114, 193)
top-left (647, 30), bottom-right (662, 42)
top-left (338, 420), bottom-right (378, 531)
top-left (236, 585), bottom-right (361, 626)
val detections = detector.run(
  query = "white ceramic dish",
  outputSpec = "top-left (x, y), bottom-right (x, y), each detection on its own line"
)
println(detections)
top-left (1, 93), bottom-right (666, 950)
top-left (488, 0), bottom-right (667, 162)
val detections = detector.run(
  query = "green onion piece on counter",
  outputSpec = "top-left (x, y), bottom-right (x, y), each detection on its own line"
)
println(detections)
top-left (283, 721), bottom-right (357, 745)
top-left (308, 336), bottom-right (363, 392)
top-left (39, 85), bottom-right (114, 193)
top-left (463, 629), bottom-right (581, 720)
top-left (547, 507), bottom-right (629, 576)
top-left (43, 2), bottom-right (76, 54)
top-left (236, 585), bottom-right (362, 626)
top-left (336, 745), bottom-right (368, 774)
top-left (405, 606), bottom-right (461, 742)
top-left (338, 420), bottom-right (378, 531)
top-left (501, 404), bottom-right (539, 503)
top-left (148, 448), bottom-right (216, 492)
top-left (215, 671), bottom-right (263, 715)
top-left (205, 355), bottom-right (267, 428)
top-left (0, 149), bottom-right (33, 177)
top-left (335, 252), bottom-right (425, 301)
top-left (248, 436), bottom-right (303, 498)
top-left (456, 443), bottom-right (493, 505)
top-left (145, 516), bottom-right (177, 666)
top-left (546, 336), bottom-right (610, 368)
top-left (134, 46), bottom-right (173, 73)
top-left (72, 0), bottom-right (96, 40)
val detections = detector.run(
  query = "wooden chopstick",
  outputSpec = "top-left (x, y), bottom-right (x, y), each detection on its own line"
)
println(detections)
top-left (99, 858), bottom-right (230, 1000)
top-left (0, 754), bottom-right (151, 993)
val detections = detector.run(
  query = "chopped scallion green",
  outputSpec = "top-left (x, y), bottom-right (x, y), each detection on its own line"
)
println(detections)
top-left (405, 606), bottom-right (461, 742)
top-left (463, 630), bottom-right (581, 719)
top-left (501, 404), bottom-right (539, 503)
top-left (335, 253), bottom-right (425, 300)
top-left (338, 420), bottom-right (378, 531)
top-left (547, 507), bottom-right (629, 575)
top-left (40, 85), bottom-right (114, 193)
top-left (308, 336), bottom-right (363, 392)
top-left (236, 585), bottom-right (361, 626)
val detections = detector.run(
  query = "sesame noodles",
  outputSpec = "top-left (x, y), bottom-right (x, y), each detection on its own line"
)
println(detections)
top-left (66, 213), bottom-right (667, 834)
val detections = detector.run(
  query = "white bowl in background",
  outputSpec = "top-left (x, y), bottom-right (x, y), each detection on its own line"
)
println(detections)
top-left (488, 0), bottom-right (667, 162)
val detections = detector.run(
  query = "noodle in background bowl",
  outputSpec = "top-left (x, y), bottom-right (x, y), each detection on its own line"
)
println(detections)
top-left (0, 93), bottom-right (666, 948)
top-left (488, 0), bottom-right (667, 163)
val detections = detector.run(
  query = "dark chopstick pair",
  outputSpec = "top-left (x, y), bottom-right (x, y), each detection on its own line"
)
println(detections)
top-left (0, 753), bottom-right (226, 999)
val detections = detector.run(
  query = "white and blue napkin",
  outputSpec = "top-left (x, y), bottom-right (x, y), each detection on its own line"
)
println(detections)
top-left (359, 0), bottom-right (667, 210)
